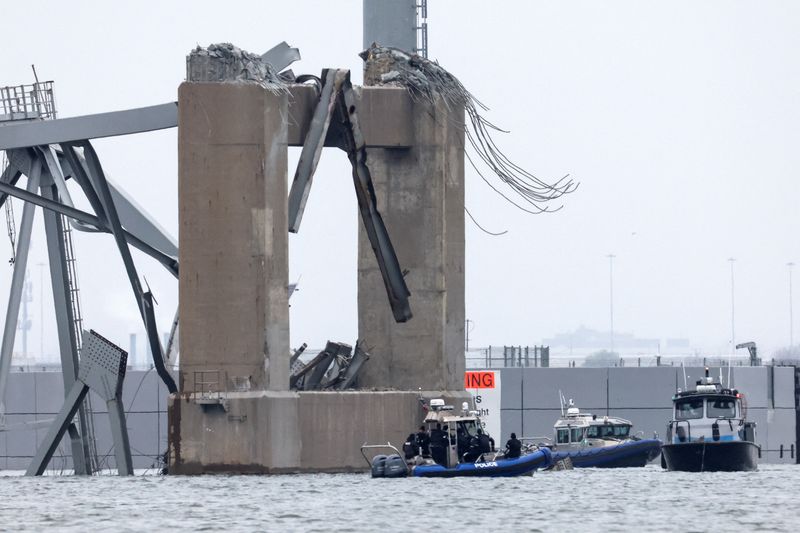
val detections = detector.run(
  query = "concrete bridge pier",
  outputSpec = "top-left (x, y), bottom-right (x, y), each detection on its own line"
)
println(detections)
top-left (169, 82), bottom-right (300, 473)
top-left (358, 96), bottom-right (466, 392)
top-left (169, 80), bottom-right (469, 474)
top-left (177, 82), bottom-right (290, 394)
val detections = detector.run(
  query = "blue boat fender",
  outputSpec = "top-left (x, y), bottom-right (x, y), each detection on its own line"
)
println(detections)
top-left (540, 446), bottom-right (554, 468)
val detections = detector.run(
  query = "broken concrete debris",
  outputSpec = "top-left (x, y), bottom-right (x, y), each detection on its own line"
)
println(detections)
top-left (360, 44), bottom-right (470, 108)
top-left (186, 43), bottom-right (287, 92)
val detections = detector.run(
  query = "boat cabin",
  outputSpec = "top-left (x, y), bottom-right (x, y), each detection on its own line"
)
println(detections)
top-left (668, 368), bottom-right (756, 445)
top-left (553, 400), bottom-right (635, 450)
top-left (422, 399), bottom-right (489, 467)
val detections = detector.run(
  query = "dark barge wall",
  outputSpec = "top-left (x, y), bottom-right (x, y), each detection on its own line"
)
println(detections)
top-left (2, 365), bottom-right (797, 470)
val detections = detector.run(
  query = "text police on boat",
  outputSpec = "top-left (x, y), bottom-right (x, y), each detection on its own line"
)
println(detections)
top-left (361, 399), bottom-right (552, 478)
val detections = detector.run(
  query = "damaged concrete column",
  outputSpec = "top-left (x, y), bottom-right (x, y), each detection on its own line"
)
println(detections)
top-left (358, 94), bottom-right (466, 391)
top-left (178, 82), bottom-right (290, 392)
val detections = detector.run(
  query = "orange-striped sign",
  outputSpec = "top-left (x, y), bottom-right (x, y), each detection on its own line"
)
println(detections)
top-left (464, 371), bottom-right (495, 389)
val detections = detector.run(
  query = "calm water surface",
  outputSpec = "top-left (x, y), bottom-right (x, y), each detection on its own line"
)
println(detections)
top-left (1, 465), bottom-right (797, 532)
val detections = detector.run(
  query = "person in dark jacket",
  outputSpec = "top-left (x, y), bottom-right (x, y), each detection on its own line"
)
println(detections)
top-left (464, 428), bottom-right (493, 463)
top-left (505, 432), bottom-right (522, 459)
top-left (476, 428), bottom-right (492, 454)
top-left (456, 425), bottom-right (470, 460)
top-left (463, 434), bottom-right (481, 462)
top-left (403, 433), bottom-right (417, 460)
top-left (415, 425), bottom-right (431, 456)
top-left (429, 423), bottom-right (448, 465)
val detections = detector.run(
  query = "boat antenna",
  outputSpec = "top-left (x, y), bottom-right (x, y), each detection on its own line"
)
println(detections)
top-left (728, 349), bottom-right (733, 388)
top-left (682, 362), bottom-right (687, 390)
top-left (559, 390), bottom-right (565, 416)
top-left (719, 366), bottom-right (723, 385)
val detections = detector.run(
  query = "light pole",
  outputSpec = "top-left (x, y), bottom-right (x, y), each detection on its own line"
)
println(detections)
top-left (465, 319), bottom-right (474, 351)
top-left (607, 254), bottom-right (615, 354)
top-left (728, 257), bottom-right (736, 354)
top-left (789, 262), bottom-right (795, 347)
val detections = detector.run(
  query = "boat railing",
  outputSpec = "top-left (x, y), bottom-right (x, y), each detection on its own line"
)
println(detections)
top-left (473, 451), bottom-right (504, 463)
top-left (521, 436), bottom-right (553, 445)
top-left (360, 442), bottom-right (403, 467)
top-left (520, 436), bottom-right (553, 454)
top-left (668, 420), bottom-right (692, 443)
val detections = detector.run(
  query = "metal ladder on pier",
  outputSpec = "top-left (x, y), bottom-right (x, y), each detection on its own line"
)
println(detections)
top-left (62, 218), bottom-right (100, 472)
top-left (2, 153), bottom-right (16, 265)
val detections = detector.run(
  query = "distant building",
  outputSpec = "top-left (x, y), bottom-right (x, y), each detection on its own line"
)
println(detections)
top-left (543, 325), bottom-right (691, 356)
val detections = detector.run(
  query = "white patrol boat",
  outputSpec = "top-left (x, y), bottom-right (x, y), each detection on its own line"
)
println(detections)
top-left (661, 367), bottom-right (760, 472)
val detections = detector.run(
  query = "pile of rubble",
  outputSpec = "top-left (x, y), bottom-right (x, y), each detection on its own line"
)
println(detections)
top-left (290, 341), bottom-right (370, 391)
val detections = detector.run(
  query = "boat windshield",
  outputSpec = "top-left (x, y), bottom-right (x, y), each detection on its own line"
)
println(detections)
top-left (556, 427), bottom-right (585, 443)
top-left (586, 424), bottom-right (630, 439)
top-left (707, 398), bottom-right (736, 418)
top-left (456, 420), bottom-right (479, 438)
top-left (675, 398), bottom-right (704, 420)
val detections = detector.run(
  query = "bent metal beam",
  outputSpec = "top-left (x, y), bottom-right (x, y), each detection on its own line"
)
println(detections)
top-left (0, 89), bottom-right (412, 151)
top-left (0, 180), bottom-right (178, 276)
top-left (0, 103), bottom-right (179, 150)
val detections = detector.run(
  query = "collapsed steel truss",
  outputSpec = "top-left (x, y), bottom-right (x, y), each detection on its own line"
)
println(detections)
top-left (27, 330), bottom-right (133, 476)
top-left (0, 58), bottom-right (413, 474)
top-left (0, 102), bottom-right (179, 474)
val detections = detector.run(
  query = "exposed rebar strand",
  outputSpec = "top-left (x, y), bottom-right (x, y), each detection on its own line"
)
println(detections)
top-left (360, 44), bottom-right (578, 213)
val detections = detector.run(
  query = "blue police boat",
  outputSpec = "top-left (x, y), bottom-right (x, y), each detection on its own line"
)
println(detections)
top-left (541, 398), bottom-right (662, 468)
top-left (362, 399), bottom-right (553, 478)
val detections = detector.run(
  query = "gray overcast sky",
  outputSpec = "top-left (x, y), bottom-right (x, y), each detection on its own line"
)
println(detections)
top-left (1, 0), bottom-right (799, 363)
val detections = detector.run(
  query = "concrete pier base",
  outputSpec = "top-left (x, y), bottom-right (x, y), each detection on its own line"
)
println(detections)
top-left (168, 392), bottom-right (300, 474)
top-left (168, 390), bottom-right (468, 473)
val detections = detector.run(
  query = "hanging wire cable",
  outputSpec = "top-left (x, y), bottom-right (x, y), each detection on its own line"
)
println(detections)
top-left (464, 206), bottom-right (507, 236)
top-left (360, 45), bottom-right (578, 214)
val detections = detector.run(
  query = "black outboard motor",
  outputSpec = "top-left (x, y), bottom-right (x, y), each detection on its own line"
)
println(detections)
top-left (371, 455), bottom-right (387, 478)
top-left (384, 454), bottom-right (409, 478)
